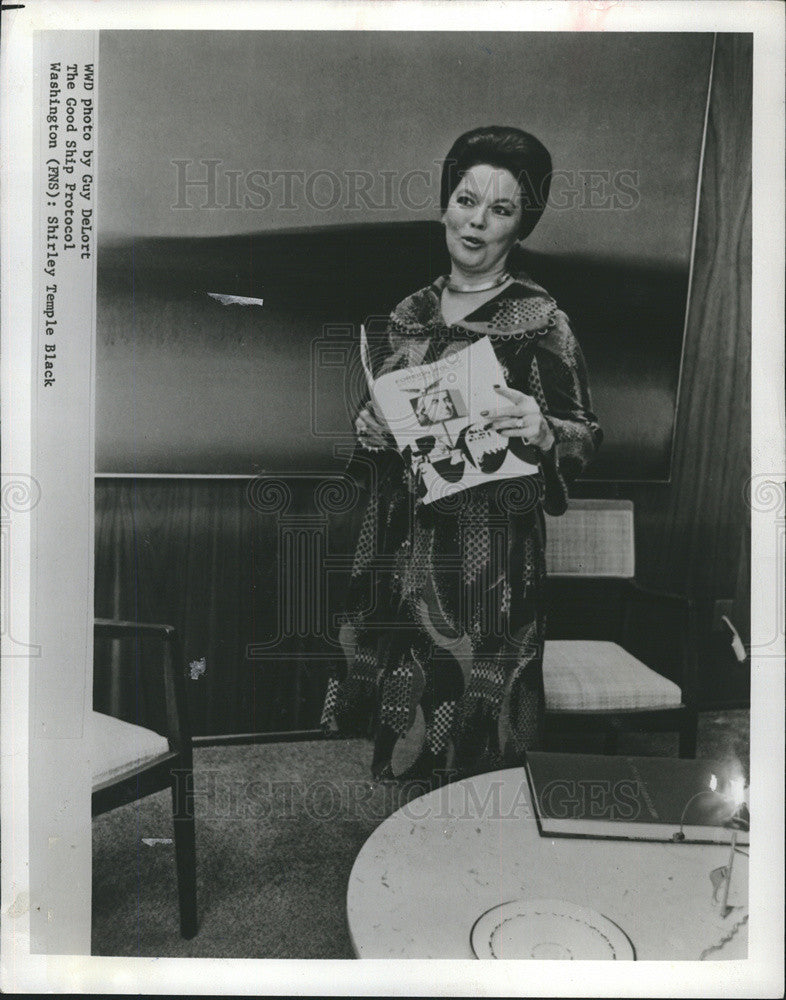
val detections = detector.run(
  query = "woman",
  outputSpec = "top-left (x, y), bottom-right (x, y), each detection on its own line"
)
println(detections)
top-left (321, 126), bottom-right (601, 783)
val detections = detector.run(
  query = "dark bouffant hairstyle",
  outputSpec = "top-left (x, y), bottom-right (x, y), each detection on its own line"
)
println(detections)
top-left (440, 126), bottom-right (553, 239)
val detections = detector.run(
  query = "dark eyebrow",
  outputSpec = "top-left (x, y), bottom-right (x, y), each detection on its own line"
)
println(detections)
top-left (456, 187), bottom-right (518, 206)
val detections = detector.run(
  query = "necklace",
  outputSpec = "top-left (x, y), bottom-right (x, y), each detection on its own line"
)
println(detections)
top-left (445, 271), bottom-right (511, 294)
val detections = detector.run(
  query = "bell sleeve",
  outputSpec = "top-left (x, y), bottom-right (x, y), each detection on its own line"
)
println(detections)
top-left (532, 310), bottom-right (603, 514)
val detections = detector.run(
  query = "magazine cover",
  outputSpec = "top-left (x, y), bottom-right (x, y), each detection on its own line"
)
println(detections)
top-left (362, 329), bottom-right (539, 503)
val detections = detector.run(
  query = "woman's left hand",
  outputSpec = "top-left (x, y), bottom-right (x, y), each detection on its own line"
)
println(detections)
top-left (482, 385), bottom-right (555, 451)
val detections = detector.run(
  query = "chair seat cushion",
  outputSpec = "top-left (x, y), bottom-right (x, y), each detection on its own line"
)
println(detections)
top-left (90, 711), bottom-right (170, 786)
top-left (543, 640), bottom-right (683, 712)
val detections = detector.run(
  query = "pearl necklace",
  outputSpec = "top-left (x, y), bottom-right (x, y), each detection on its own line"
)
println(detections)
top-left (445, 271), bottom-right (511, 294)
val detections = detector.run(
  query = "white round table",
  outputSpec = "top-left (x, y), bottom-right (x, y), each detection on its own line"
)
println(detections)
top-left (347, 768), bottom-right (748, 960)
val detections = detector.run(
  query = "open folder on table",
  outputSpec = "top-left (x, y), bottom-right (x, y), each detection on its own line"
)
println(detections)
top-left (524, 752), bottom-right (749, 846)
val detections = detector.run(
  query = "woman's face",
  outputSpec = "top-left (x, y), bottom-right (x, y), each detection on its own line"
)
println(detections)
top-left (443, 163), bottom-right (522, 277)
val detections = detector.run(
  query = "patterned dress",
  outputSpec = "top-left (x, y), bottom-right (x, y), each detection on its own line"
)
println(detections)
top-left (321, 268), bottom-right (601, 781)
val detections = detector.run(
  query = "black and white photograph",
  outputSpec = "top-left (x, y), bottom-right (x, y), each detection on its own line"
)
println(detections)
top-left (1, 1), bottom-right (783, 995)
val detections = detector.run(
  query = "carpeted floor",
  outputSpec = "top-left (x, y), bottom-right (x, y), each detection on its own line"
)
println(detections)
top-left (92, 710), bottom-right (750, 958)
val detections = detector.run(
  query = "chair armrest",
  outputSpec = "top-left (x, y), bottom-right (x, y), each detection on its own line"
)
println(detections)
top-left (94, 618), bottom-right (192, 757)
top-left (620, 582), bottom-right (699, 705)
top-left (623, 581), bottom-right (695, 611)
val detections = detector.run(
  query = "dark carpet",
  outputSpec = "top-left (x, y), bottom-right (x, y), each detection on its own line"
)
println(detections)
top-left (92, 710), bottom-right (750, 958)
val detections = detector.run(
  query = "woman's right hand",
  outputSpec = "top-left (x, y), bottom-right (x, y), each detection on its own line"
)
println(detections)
top-left (355, 402), bottom-right (391, 451)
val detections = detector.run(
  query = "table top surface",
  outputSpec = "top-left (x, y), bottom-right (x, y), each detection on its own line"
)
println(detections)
top-left (346, 767), bottom-right (748, 960)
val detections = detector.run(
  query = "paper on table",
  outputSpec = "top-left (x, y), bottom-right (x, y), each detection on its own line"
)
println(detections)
top-left (207, 292), bottom-right (265, 307)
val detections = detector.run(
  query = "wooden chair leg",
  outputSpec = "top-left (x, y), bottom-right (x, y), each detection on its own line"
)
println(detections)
top-left (171, 772), bottom-right (198, 938)
top-left (678, 708), bottom-right (698, 759)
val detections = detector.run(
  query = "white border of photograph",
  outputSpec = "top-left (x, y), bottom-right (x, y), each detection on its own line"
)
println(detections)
top-left (2, 1), bottom-right (783, 995)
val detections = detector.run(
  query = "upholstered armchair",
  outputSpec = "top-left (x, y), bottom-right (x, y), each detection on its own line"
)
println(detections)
top-left (543, 500), bottom-right (698, 757)
top-left (91, 619), bottom-right (198, 938)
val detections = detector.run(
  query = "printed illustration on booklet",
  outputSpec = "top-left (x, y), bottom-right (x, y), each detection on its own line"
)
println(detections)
top-left (361, 330), bottom-right (539, 504)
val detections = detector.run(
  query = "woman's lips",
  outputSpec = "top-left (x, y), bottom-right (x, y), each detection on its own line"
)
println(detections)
top-left (460, 235), bottom-right (485, 249)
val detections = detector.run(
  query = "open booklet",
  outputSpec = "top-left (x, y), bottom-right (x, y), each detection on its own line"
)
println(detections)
top-left (361, 325), bottom-right (539, 505)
